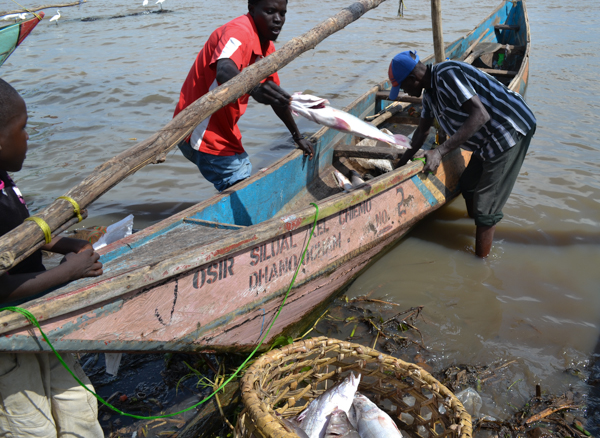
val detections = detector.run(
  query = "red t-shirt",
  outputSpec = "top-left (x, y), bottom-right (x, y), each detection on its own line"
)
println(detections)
top-left (173, 13), bottom-right (280, 156)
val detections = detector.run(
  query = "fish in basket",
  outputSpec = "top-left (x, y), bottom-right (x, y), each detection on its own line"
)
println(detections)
top-left (239, 337), bottom-right (472, 438)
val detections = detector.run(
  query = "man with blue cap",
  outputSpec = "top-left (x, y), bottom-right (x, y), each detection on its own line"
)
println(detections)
top-left (388, 50), bottom-right (536, 258)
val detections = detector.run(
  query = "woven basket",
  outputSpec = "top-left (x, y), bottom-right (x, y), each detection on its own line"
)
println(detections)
top-left (240, 337), bottom-right (472, 438)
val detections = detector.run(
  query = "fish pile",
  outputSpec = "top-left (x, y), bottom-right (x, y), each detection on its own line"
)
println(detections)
top-left (290, 93), bottom-right (411, 149)
top-left (284, 373), bottom-right (404, 438)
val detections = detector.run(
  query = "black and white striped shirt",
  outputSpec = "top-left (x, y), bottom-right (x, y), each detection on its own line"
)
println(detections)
top-left (422, 61), bottom-right (536, 160)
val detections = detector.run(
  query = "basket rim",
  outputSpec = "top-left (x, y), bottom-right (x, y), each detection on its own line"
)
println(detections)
top-left (240, 336), bottom-right (473, 438)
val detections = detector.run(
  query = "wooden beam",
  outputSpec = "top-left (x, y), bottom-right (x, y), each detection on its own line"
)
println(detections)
top-left (375, 91), bottom-right (422, 104)
top-left (0, 0), bottom-right (391, 275)
top-left (386, 115), bottom-right (420, 126)
top-left (1, 1), bottom-right (86, 15)
top-left (333, 145), bottom-right (402, 160)
top-left (460, 29), bottom-right (490, 61)
top-left (479, 68), bottom-right (518, 76)
top-left (430, 0), bottom-right (445, 63)
top-left (494, 24), bottom-right (520, 31)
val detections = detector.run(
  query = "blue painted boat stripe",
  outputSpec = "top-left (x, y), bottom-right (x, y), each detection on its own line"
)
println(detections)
top-left (411, 175), bottom-right (438, 206)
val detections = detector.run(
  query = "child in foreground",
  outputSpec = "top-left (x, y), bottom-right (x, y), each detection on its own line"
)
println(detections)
top-left (0, 79), bottom-right (104, 437)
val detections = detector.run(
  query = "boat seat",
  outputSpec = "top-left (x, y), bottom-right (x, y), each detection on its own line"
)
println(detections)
top-left (494, 24), bottom-right (520, 31)
top-left (333, 145), bottom-right (402, 160)
top-left (479, 67), bottom-right (518, 77)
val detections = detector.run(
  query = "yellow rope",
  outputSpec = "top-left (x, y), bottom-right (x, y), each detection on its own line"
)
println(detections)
top-left (24, 217), bottom-right (52, 244)
top-left (7, 0), bottom-right (42, 20)
top-left (57, 196), bottom-right (83, 222)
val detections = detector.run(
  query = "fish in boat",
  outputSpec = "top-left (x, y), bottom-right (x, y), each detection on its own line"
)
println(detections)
top-left (297, 373), bottom-right (360, 438)
top-left (324, 409), bottom-right (360, 438)
top-left (0, 12), bottom-right (44, 68)
top-left (333, 170), bottom-right (352, 192)
top-left (0, 0), bottom-right (530, 353)
top-left (352, 393), bottom-right (404, 438)
top-left (291, 93), bottom-right (411, 149)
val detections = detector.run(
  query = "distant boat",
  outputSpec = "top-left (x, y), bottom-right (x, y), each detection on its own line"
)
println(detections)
top-left (0, 0), bottom-right (530, 353)
top-left (0, 12), bottom-right (44, 67)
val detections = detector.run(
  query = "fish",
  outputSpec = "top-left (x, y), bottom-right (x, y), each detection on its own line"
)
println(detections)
top-left (324, 409), bottom-right (361, 438)
top-left (281, 417), bottom-right (311, 438)
top-left (333, 170), bottom-right (352, 192)
top-left (291, 93), bottom-right (411, 149)
top-left (349, 171), bottom-right (365, 188)
top-left (352, 393), bottom-right (404, 438)
top-left (297, 373), bottom-right (361, 438)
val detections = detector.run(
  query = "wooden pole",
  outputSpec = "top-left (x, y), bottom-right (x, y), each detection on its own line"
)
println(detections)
top-left (1, 1), bottom-right (87, 16)
top-left (0, 0), bottom-right (389, 275)
top-left (430, 0), bottom-right (445, 63)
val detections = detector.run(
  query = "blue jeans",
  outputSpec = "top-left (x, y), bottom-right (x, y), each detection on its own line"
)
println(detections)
top-left (178, 140), bottom-right (252, 192)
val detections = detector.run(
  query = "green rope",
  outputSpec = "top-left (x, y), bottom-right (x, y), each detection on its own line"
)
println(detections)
top-left (0, 203), bottom-right (320, 420)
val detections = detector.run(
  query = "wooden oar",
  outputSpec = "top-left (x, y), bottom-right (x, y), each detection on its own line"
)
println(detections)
top-left (0, 0), bottom-right (389, 275)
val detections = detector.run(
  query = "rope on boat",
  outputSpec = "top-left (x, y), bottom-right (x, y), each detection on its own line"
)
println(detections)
top-left (0, 203), bottom-right (320, 420)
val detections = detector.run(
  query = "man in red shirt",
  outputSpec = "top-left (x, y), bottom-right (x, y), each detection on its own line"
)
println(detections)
top-left (174, 0), bottom-right (314, 192)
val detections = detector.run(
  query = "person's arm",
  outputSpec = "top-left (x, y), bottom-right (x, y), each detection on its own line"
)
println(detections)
top-left (396, 117), bottom-right (434, 168)
top-left (0, 249), bottom-right (103, 304)
top-left (216, 58), bottom-right (314, 159)
top-left (41, 236), bottom-right (93, 255)
top-left (271, 104), bottom-right (314, 159)
top-left (421, 95), bottom-right (490, 173)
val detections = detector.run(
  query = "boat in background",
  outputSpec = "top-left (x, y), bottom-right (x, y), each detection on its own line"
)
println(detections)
top-left (0, 0), bottom-right (530, 353)
top-left (0, 12), bottom-right (44, 67)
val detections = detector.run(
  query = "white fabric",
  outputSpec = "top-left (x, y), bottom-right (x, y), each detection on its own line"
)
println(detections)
top-left (216, 37), bottom-right (242, 60)
top-left (0, 352), bottom-right (103, 437)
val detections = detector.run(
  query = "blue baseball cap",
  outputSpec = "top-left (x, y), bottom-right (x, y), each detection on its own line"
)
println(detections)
top-left (388, 50), bottom-right (419, 100)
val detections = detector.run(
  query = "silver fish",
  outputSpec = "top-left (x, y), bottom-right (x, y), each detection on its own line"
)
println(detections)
top-left (325, 409), bottom-right (361, 438)
top-left (281, 417), bottom-right (310, 438)
top-left (352, 393), bottom-right (404, 438)
top-left (350, 171), bottom-right (365, 188)
top-left (297, 373), bottom-right (361, 438)
top-left (291, 93), bottom-right (411, 149)
top-left (333, 170), bottom-right (352, 192)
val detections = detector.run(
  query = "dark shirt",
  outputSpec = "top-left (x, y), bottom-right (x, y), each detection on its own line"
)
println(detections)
top-left (422, 61), bottom-right (536, 160)
top-left (0, 170), bottom-right (45, 275)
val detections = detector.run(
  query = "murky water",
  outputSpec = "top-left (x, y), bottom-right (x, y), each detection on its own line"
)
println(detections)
top-left (3, 0), bottom-right (600, 427)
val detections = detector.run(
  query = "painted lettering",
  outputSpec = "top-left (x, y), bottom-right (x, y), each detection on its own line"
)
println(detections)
top-left (206, 263), bottom-right (218, 284)
top-left (396, 187), bottom-right (407, 217)
top-left (193, 269), bottom-right (206, 289)
top-left (250, 247), bottom-right (260, 266)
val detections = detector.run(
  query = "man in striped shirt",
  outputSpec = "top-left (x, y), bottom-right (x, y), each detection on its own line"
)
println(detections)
top-left (389, 50), bottom-right (536, 257)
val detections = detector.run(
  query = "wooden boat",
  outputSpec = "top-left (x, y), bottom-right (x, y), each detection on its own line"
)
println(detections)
top-left (0, 12), bottom-right (44, 67)
top-left (0, 0), bottom-right (530, 353)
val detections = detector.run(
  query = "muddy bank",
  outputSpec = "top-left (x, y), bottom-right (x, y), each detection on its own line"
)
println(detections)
top-left (83, 295), bottom-right (595, 437)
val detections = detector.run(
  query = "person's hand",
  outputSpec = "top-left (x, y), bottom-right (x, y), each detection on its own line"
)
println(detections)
top-left (251, 81), bottom-right (290, 107)
top-left (61, 249), bottom-right (103, 280)
top-left (295, 137), bottom-right (314, 160)
top-left (422, 148), bottom-right (443, 173)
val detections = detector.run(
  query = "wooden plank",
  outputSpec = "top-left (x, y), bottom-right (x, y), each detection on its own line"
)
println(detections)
top-left (494, 24), bottom-right (520, 31)
top-left (182, 218), bottom-right (246, 230)
top-left (430, 0), bottom-right (445, 63)
top-left (386, 115), bottom-right (420, 126)
top-left (479, 67), bottom-right (518, 76)
top-left (333, 145), bottom-right (402, 160)
top-left (463, 49), bottom-right (486, 65)
top-left (460, 29), bottom-right (490, 61)
top-left (375, 91), bottom-right (422, 104)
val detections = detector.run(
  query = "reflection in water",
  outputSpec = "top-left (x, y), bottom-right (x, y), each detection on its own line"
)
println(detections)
top-left (2, 0), bottom-right (600, 425)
